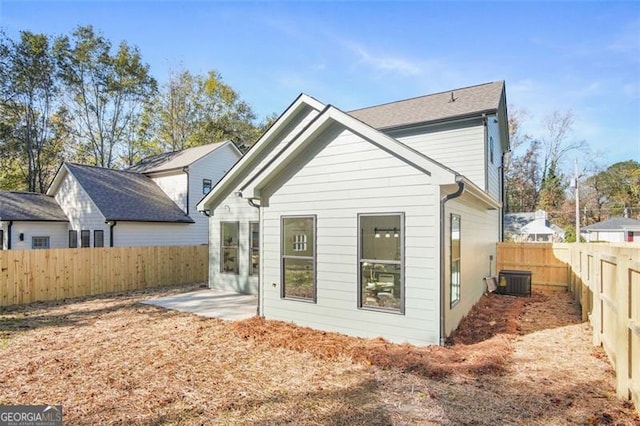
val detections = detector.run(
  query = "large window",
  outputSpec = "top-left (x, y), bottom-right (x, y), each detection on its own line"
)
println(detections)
top-left (94, 230), bottom-right (104, 247)
top-left (450, 214), bottom-right (461, 306)
top-left (221, 222), bottom-right (239, 274)
top-left (282, 216), bottom-right (315, 301)
top-left (69, 230), bottom-right (78, 248)
top-left (32, 236), bottom-right (50, 249)
top-left (359, 213), bottom-right (404, 312)
top-left (249, 222), bottom-right (259, 276)
top-left (80, 230), bottom-right (90, 248)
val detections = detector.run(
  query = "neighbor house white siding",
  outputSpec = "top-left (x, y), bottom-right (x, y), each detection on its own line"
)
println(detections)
top-left (151, 173), bottom-right (188, 212)
top-left (390, 120), bottom-right (486, 191)
top-left (113, 222), bottom-right (194, 247)
top-left (54, 171), bottom-right (108, 247)
top-left (259, 127), bottom-right (441, 345)
top-left (6, 222), bottom-right (68, 250)
top-left (443, 198), bottom-right (499, 335)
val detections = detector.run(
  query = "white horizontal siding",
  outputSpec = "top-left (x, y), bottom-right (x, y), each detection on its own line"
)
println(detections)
top-left (393, 121), bottom-right (486, 190)
top-left (260, 128), bottom-right (441, 346)
top-left (5, 222), bottom-right (69, 250)
top-left (113, 222), bottom-right (195, 247)
top-left (444, 198), bottom-right (500, 335)
top-left (151, 173), bottom-right (188, 212)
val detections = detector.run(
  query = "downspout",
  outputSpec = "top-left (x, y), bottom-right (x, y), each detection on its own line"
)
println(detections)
top-left (247, 197), bottom-right (261, 316)
top-left (7, 221), bottom-right (13, 250)
top-left (108, 221), bottom-right (117, 247)
top-left (439, 177), bottom-right (465, 346)
top-left (183, 167), bottom-right (190, 216)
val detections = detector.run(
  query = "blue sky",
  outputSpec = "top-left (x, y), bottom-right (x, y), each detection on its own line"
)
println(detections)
top-left (1, 1), bottom-right (639, 170)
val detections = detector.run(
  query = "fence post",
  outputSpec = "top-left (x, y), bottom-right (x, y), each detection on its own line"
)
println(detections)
top-left (615, 248), bottom-right (632, 400)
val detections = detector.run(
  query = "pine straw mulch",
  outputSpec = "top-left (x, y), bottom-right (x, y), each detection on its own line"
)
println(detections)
top-left (0, 285), bottom-right (638, 425)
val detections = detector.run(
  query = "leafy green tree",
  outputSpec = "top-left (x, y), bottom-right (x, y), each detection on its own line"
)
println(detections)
top-left (54, 26), bottom-right (157, 168)
top-left (538, 160), bottom-right (567, 219)
top-left (0, 31), bottom-right (65, 192)
top-left (588, 160), bottom-right (640, 219)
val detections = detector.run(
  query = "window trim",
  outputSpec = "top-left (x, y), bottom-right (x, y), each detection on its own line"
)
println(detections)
top-left (249, 221), bottom-right (259, 277)
top-left (220, 221), bottom-right (240, 275)
top-left (69, 230), bottom-right (78, 248)
top-left (357, 212), bottom-right (405, 314)
top-left (450, 214), bottom-right (461, 308)
top-left (202, 178), bottom-right (212, 194)
top-left (94, 230), bottom-right (104, 248)
top-left (31, 236), bottom-right (50, 250)
top-left (281, 215), bottom-right (317, 303)
top-left (80, 230), bottom-right (90, 248)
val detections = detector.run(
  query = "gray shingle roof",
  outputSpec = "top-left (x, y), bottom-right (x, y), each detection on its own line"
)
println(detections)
top-left (66, 163), bottom-right (194, 223)
top-left (127, 142), bottom-right (229, 173)
top-left (0, 191), bottom-right (69, 221)
top-left (582, 217), bottom-right (640, 231)
top-left (349, 81), bottom-right (505, 130)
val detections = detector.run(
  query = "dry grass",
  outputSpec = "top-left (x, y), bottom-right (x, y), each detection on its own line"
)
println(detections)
top-left (0, 285), bottom-right (638, 425)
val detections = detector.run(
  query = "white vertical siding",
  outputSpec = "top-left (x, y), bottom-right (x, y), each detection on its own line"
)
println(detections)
top-left (260, 128), bottom-right (441, 346)
top-left (208, 193), bottom-right (259, 293)
top-left (390, 120), bottom-right (486, 190)
top-left (443, 198), bottom-right (499, 335)
top-left (54, 171), bottom-right (108, 247)
top-left (7, 222), bottom-right (69, 249)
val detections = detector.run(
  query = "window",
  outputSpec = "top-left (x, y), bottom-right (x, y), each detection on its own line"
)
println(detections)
top-left (249, 222), bottom-right (259, 276)
top-left (69, 230), bottom-right (78, 248)
top-left (203, 179), bottom-right (212, 194)
top-left (450, 214), bottom-right (461, 306)
top-left (94, 230), bottom-right (104, 247)
top-left (32, 236), bottom-right (50, 249)
top-left (282, 216), bottom-right (315, 301)
top-left (0, 230), bottom-right (3, 250)
top-left (489, 136), bottom-right (495, 164)
top-left (359, 213), bottom-right (404, 312)
top-left (81, 230), bottom-right (90, 248)
top-left (221, 222), bottom-right (239, 274)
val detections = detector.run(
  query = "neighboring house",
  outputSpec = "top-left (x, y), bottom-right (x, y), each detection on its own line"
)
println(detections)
top-left (581, 217), bottom-right (640, 243)
top-left (1, 141), bottom-right (241, 249)
top-left (197, 81), bottom-right (509, 346)
top-left (504, 210), bottom-right (565, 242)
top-left (0, 192), bottom-right (69, 250)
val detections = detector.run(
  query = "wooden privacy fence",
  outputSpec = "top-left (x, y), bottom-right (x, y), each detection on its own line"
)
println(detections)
top-left (0, 245), bottom-right (208, 307)
top-left (496, 242), bottom-right (570, 291)
top-left (565, 243), bottom-right (640, 414)
top-left (497, 242), bottom-right (640, 414)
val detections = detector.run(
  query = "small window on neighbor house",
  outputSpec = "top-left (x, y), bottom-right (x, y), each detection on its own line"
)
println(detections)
top-left (203, 179), bottom-right (212, 194)
top-left (359, 213), bottom-right (404, 313)
top-left (0, 230), bottom-right (4, 250)
top-left (249, 222), bottom-right (259, 276)
top-left (489, 136), bottom-right (495, 164)
top-left (221, 222), bottom-right (239, 274)
top-left (32, 236), bottom-right (50, 250)
top-left (450, 214), bottom-right (461, 307)
top-left (94, 230), bottom-right (104, 247)
top-left (69, 230), bottom-right (78, 248)
top-left (282, 216), bottom-right (316, 301)
top-left (81, 230), bottom-right (90, 248)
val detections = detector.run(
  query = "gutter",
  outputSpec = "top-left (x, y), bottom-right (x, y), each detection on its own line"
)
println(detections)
top-left (183, 166), bottom-right (190, 215)
top-left (7, 221), bottom-right (13, 250)
top-left (108, 221), bottom-right (117, 247)
top-left (439, 177), bottom-right (465, 346)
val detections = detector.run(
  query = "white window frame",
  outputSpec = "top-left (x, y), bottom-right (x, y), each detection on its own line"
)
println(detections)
top-left (281, 215), bottom-right (316, 302)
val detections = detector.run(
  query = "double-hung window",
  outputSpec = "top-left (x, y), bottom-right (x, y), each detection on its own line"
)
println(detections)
top-left (281, 216), bottom-right (316, 301)
top-left (94, 230), bottom-right (104, 248)
top-left (32, 236), bottom-right (50, 249)
top-left (69, 230), bottom-right (78, 248)
top-left (359, 213), bottom-right (404, 313)
top-left (221, 222), bottom-right (239, 274)
top-left (450, 214), bottom-right (461, 306)
top-left (80, 230), bottom-right (90, 248)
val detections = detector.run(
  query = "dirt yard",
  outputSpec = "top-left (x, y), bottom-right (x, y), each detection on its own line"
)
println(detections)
top-left (0, 285), bottom-right (638, 425)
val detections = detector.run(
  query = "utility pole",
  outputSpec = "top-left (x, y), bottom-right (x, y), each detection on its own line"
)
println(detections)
top-left (572, 158), bottom-right (580, 242)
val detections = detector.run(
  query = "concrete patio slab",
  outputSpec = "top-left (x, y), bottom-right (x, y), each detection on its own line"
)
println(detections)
top-left (142, 289), bottom-right (257, 321)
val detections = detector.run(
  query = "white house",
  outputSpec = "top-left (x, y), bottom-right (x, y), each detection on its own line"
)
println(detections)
top-left (581, 217), bottom-right (640, 243)
top-left (197, 81), bottom-right (509, 345)
top-left (0, 192), bottom-right (69, 250)
top-left (504, 210), bottom-right (565, 242)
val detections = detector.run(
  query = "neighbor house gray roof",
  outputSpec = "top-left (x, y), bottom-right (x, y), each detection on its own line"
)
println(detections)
top-left (582, 217), bottom-right (640, 232)
top-left (0, 191), bottom-right (68, 222)
top-left (349, 81), bottom-right (505, 130)
top-left (65, 163), bottom-right (194, 223)
top-left (127, 142), bottom-right (229, 174)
